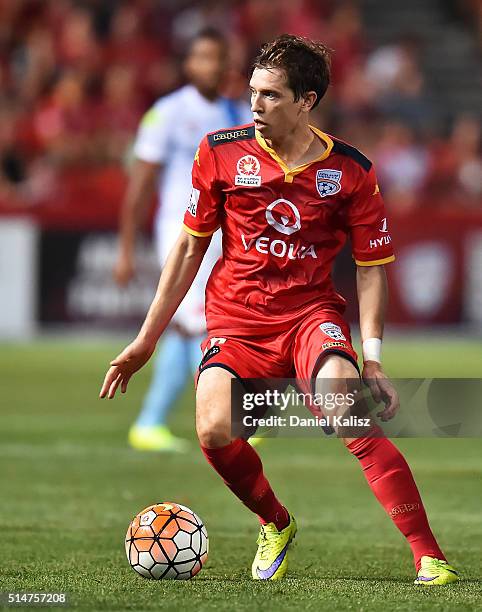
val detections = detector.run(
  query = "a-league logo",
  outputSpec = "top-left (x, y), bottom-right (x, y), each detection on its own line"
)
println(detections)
top-left (235, 155), bottom-right (261, 187)
top-left (237, 155), bottom-right (260, 176)
top-left (316, 169), bottom-right (342, 198)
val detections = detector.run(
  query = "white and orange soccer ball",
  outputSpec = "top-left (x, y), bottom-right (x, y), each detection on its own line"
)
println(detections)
top-left (125, 502), bottom-right (208, 580)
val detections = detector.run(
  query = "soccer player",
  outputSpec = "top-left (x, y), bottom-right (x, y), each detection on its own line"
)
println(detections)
top-left (101, 35), bottom-right (459, 585)
top-left (113, 28), bottom-right (251, 452)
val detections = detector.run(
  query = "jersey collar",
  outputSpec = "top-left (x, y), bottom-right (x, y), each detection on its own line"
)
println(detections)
top-left (255, 125), bottom-right (334, 183)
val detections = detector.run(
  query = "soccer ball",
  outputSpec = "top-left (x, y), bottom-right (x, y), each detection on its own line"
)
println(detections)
top-left (125, 502), bottom-right (208, 580)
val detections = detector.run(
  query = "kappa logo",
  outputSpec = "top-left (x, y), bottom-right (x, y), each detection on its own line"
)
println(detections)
top-left (265, 199), bottom-right (301, 235)
top-left (208, 126), bottom-right (255, 147)
top-left (316, 169), bottom-right (342, 198)
top-left (319, 322), bottom-right (346, 341)
top-left (322, 341), bottom-right (347, 350)
top-left (235, 155), bottom-right (261, 187)
top-left (213, 128), bottom-right (249, 142)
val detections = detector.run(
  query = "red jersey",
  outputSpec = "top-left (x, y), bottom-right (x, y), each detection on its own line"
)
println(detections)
top-left (183, 124), bottom-right (394, 337)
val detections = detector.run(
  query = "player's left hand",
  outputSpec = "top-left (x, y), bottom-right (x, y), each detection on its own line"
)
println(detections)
top-left (99, 337), bottom-right (156, 400)
top-left (362, 361), bottom-right (400, 421)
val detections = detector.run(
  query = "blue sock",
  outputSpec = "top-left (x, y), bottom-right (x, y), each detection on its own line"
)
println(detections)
top-left (135, 331), bottom-right (190, 428)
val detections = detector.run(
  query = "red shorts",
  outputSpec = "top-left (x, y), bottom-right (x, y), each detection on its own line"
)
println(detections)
top-left (197, 308), bottom-right (358, 388)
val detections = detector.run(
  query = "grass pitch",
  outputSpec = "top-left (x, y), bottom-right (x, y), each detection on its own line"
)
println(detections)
top-left (0, 336), bottom-right (481, 610)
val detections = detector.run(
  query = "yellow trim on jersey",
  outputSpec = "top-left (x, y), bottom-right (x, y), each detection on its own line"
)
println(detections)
top-left (355, 255), bottom-right (396, 266)
top-left (255, 126), bottom-right (334, 183)
top-left (182, 223), bottom-right (217, 237)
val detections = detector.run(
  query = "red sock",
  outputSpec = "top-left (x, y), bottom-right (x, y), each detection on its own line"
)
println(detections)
top-left (201, 438), bottom-right (289, 530)
top-left (348, 436), bottom-right (445, 570)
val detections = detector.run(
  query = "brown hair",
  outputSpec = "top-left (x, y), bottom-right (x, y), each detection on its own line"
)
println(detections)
top-left (252, 34), bottom-right (331, 109)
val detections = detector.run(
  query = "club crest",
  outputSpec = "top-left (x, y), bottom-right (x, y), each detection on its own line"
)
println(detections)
top-left (316, 169), bottom-right (342, 198)
top-left (319, 322), bottom-right (346, 341)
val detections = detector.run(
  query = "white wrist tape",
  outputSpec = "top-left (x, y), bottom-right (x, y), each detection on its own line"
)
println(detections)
top-left (362, 338), bottom-right (382, 363)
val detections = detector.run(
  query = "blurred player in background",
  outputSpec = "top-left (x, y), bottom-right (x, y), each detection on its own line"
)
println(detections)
top-left (102, 35), bottom-right (459, 585)
top-left (113, 28), bottom-right (251, 452)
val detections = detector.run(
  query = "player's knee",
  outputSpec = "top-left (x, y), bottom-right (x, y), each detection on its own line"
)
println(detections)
top-left (315, 355), bottom-right (361, 406)
top-left (196, 421), bottom-right (232, 448)
top-left (315, 354), bottom-right (359, 383)
top-left (195, 400), bottom-right (232, 447)
top-left (196, 367), bottom-right (233, 448)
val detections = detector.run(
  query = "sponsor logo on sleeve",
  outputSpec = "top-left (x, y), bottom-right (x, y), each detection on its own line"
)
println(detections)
top-left (316, 169), bottom-right (342, 198)
top-left (319, 322), bottom-right (346, 341)
top-left (369, 218), bottom-right (392, 249)
top-left (187, 187), bottom-right (200, 217)
top-left (235, 155), bottom-right (261, 187)
top-left (369, 235), bottom-right (392, 249)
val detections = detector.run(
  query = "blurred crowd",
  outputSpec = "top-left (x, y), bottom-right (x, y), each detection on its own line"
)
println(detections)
top-left (0, 0), bottom-right (480, 213)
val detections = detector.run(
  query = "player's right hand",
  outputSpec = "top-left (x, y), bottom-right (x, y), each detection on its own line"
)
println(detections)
top-left (113, 253), bottom-right (135, 286)
top-left (99, 337), bottom-right (156, 399)
top-left (362, 361), bottom-right (400, 421)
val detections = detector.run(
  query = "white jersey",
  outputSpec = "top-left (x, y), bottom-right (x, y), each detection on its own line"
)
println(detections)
top-left (133, 84), bottom-right (251, 334)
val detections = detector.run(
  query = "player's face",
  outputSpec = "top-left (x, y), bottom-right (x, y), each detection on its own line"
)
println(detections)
top-left (250, 68), bottom-right (307, 141)
top-left (185, 38), bottom-right (227, 97)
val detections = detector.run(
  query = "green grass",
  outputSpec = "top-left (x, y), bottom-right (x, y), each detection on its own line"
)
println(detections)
top-left (0, 337), bottom-right (481, 610)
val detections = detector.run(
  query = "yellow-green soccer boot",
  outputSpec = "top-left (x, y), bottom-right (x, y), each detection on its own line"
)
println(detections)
top-left (252, 514), bottom-right (297, 580)
top-left (414, 556), bottom-right (460, 586)
top-left (128, 425), bottom-right (189, 453)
